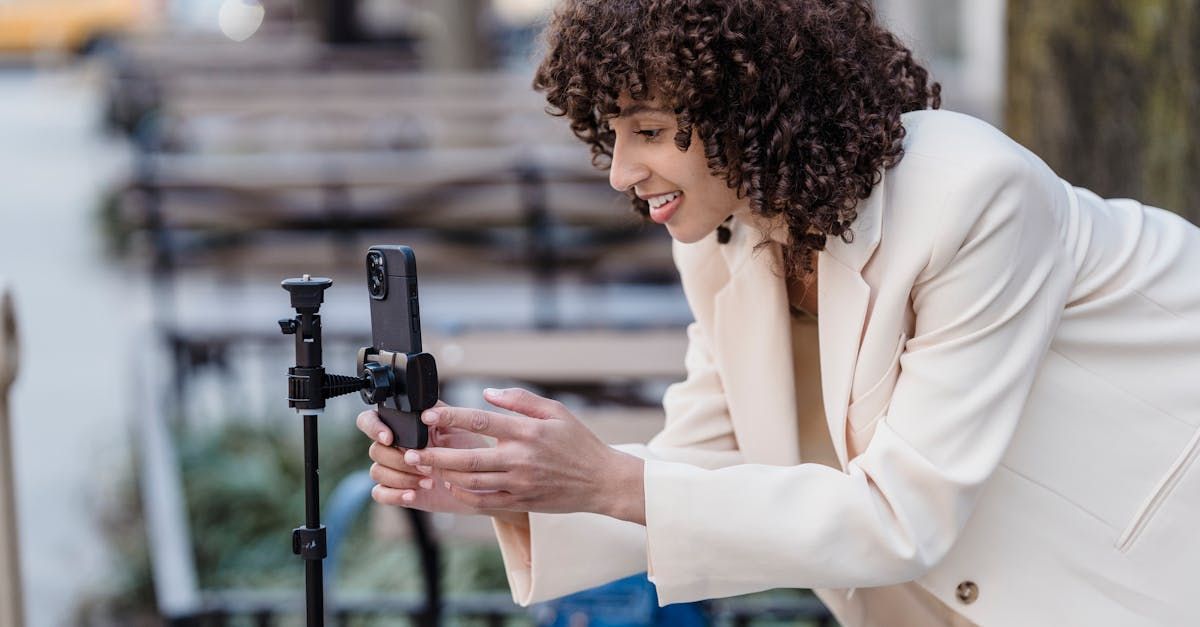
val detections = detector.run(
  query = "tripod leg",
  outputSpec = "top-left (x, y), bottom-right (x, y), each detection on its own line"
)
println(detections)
top-left (292, 413), bottom-right (327, 627)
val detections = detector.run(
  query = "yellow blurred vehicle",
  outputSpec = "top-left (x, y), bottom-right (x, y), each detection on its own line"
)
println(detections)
top-left (0, 0), bottom-right (147, 54)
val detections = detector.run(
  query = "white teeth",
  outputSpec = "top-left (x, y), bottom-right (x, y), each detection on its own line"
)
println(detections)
top-left (648, 191), bottom-right (680, 209)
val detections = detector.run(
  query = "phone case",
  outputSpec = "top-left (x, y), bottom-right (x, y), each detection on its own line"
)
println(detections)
top-left (366, 245), bottom-right (429, 449)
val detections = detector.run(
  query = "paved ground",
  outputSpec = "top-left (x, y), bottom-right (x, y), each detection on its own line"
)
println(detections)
top-left (0, 63), bottom-right (142, 626)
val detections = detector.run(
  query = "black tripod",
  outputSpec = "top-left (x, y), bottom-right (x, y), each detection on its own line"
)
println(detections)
top-left (279, 275), bottom-right (441, 627)
top-left (280, 275), bottom-right (357, 626)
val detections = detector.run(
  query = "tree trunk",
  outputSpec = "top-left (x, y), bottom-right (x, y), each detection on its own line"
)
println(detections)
top-left (1005, 0), bottom-right (1199, 223)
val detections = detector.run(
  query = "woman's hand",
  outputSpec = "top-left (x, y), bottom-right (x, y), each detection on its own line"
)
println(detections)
top-left (356, 403), bottom-right (493, 516)
top-left (402, 388), bottom-right (646, 523)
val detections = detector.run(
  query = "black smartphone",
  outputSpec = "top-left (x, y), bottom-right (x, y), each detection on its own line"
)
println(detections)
top-left (366, 245), bottom-right (429, 449)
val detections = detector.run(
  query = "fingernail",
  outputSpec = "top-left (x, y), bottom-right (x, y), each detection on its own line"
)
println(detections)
top-left (401, 490), bottom-right (415, 503)
top-left (419, 478), bottom-right (433, 489)
top-left (417, 465), bottom-right (432, 474)
top-left (484, 387), bottom-right (504, 400)
top-left (443, 481), bottom-right (451, 490)
top-left (404, 451), bottom-right (420, 465)
top-left (378, 431), bottom-right (390, 443)
top-left (421, 410), bottom-right (439, 425)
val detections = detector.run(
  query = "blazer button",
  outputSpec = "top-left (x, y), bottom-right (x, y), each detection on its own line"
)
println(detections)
top-left (955, 581), bottom-right (979, 604)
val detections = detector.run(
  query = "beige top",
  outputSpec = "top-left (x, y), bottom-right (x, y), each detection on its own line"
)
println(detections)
top-left (789, 311), bottom-right (976, 627)
top-left (790, 312), bottom-right (838, 469)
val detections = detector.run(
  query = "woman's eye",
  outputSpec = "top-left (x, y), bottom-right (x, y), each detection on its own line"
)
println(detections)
top-left (634, 129), bottom-right (662, 141)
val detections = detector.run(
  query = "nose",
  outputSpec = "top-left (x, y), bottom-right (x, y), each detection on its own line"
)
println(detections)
top-left (608, 140), bottom-right (650, 193)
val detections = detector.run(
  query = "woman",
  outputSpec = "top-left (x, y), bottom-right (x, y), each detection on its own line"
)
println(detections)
top-left (357, 1), bottom-right (1200, 624)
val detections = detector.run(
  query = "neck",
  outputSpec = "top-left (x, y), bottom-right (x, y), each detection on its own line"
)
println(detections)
top-left (786, 251), bottom-right (820, 317)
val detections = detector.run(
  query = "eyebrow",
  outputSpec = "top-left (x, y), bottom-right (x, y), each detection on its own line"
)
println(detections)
top-left (616, 103), bottom-right (674, 118)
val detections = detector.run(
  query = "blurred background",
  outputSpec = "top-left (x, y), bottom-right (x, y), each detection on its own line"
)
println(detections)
top-left (0, 1), bottom-right (1193, 625)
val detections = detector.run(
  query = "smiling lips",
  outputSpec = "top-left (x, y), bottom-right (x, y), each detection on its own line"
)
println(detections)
top-left (646, 190), bottom-right (682, 224)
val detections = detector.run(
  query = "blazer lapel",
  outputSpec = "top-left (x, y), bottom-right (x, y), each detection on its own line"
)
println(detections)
top-left (818, 178), bottom-right (885, 468)
top-left (816, 257), bottom-right (870, 468)
top-left (711, 221), bottom-right (801, 466)
top-left (710, 174), bottom-right (886, 470)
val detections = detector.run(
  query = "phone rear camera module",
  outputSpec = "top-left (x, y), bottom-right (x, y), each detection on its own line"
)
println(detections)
top-left (367, 251), bottom-right (387, 300)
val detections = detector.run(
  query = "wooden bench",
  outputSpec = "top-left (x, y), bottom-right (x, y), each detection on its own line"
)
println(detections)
top-left (150, 70), bottom-right (575, 153)
top-left (110, 146), bottom-right (672, 281)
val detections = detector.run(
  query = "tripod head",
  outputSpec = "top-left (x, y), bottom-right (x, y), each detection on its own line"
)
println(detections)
top-left (279, 275), bottom-right (361, 412)
top-left (279, 274), bottom-right (439, 415)
top-left (282, 274), bottom-right (332, 313)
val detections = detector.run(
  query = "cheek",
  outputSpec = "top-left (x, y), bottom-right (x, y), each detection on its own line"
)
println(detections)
top-left (688, 173), bottom-right (737, 214)
top-left (681, 151), bottom-right (729, 200)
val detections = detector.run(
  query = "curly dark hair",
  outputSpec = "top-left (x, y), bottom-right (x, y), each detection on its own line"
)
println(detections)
top-left (532, 0), bottom-right (941, 279)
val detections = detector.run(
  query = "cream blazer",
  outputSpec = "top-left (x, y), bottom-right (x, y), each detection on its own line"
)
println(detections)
top-left (492, 110), bottom-right (1200, 626)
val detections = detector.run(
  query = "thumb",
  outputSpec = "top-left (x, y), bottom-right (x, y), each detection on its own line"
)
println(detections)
top-left (356, 409), bottom-right (393, 446)
top-left (483, 387), bottom-right (563, 420)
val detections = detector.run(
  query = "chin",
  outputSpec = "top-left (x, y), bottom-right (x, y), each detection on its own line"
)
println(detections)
top-left (666, 219), bottom-right (724, 244)
top-left (665, 224), bottom-right (707, 244)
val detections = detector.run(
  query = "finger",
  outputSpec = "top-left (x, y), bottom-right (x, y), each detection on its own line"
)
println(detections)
top-left (404, 446), bottom-right (506, 472)
top-left (435, 431), bottom-right (493, 449)
top-left (439, 469), bottom-right (510, 492)
top-left (483, 387), bottom-right (565, 420)
top-left (372, 484), bottom-right (421, 507)
top-left (446, 484), bottom-right (517, 510)
top-left (369, 463), bottom-right (432, 490)
top-left (369, 441), bottom-right (427, 473)
top-left (356, 409), bottom-right (393, 446)
top-left (421, 406), bottom-right (530, 439)
top-left (432, 423), bottom-right (486, 437)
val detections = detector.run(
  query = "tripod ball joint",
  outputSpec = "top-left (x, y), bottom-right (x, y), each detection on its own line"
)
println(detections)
top-left (361, 361), bottom-right (393, 404)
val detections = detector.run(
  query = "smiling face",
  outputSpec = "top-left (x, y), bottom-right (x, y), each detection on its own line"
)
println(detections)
top-left (607, 93), bottom-right (751, 243)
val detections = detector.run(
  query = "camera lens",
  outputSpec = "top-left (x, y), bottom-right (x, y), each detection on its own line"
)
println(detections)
top-left (367, 251), bottom-right (387, 299)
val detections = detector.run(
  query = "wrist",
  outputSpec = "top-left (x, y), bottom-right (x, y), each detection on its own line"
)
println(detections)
top-left (597, 449), bottom-right (646, 524)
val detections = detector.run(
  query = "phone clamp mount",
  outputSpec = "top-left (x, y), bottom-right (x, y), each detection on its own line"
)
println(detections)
top-left (279, 274), bottom-right (438, 627)
top-left (357, 347), bottom-right (438, 411)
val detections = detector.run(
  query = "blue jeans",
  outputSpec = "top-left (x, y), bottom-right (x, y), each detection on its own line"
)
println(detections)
top-left (532, 573), bottom-right (709, 627)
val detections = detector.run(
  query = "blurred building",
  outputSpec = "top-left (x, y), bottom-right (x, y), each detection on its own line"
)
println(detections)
top-left (874, 0), bottom-right (1007, 124)
top-left (0, 0), bottom-right (150, 55)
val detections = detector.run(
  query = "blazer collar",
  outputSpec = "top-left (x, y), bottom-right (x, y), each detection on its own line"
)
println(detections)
top-left (720, 180), bottom-right (884, 275)
top-left (711, 175), bottom-right (885, 468)
top-left (825, 180), bottom-right (885, 273)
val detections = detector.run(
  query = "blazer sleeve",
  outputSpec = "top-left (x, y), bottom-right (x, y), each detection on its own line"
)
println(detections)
top-left (642, 150), bottom-right (1077, 604)
top-left (493, 280), bottom-right (744, 605)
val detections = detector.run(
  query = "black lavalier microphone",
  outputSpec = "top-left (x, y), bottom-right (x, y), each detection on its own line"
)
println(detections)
top-left (716, 215), bottom-right (734, 244)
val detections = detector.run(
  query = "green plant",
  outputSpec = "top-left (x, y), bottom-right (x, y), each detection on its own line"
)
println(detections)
top-left (84, 415), bottom-right (512, 624)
